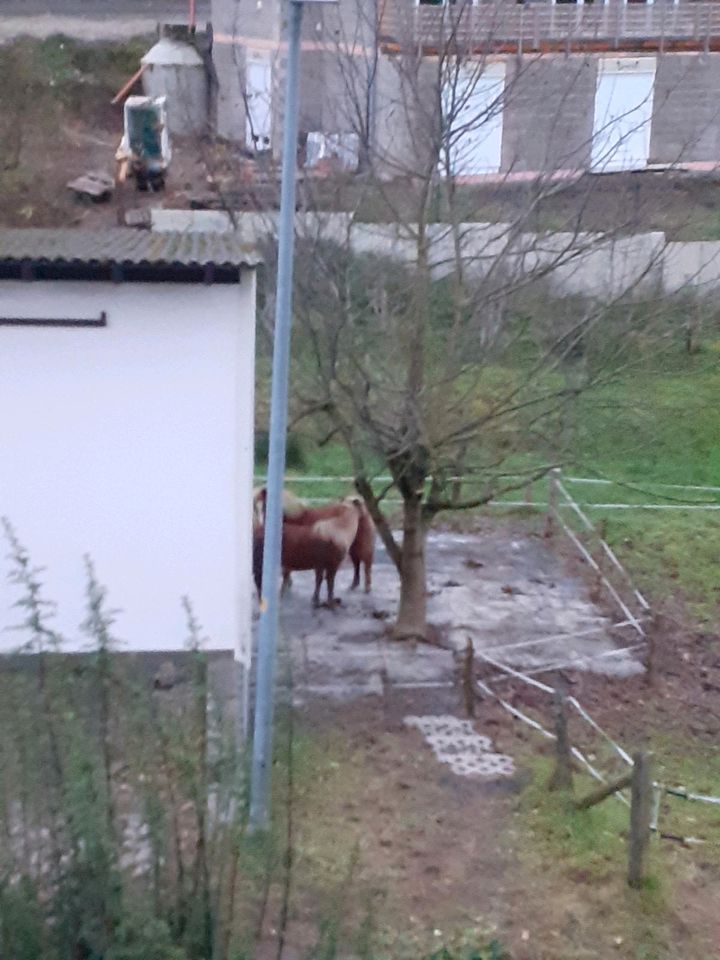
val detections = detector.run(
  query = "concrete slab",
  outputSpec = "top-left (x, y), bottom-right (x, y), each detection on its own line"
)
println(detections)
top-left (382, 644), bottom-right (457, 685)
top-left (255, 526), bottom-right (644, 704)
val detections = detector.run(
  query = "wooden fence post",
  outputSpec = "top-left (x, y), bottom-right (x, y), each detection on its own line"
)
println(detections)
top-left (545, 468), bottom-right (560, 538)
top-left (462, 638), bottom-right (476, 718)
top-left (380, 665), bottom-right (391, 730)
top-left (574, 771), bottom-right (632, 810)
top-left (590, 518), bottom-right (607, 603)
top-left (548, 680), bottom-right (573, 794)
top-left (628, 751), bottom-right (653, 888)
top-left (645, 613), bottom-right (660, 688)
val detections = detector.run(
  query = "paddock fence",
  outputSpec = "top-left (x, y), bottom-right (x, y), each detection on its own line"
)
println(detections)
top-left (463, 645), bottom-right (720, 881)
top-left (254, 469), bottom-right (720, 511)
top-left (256, 469), bottom-right (719, 869)
top-left (253, 466), bottom-right (719, 678)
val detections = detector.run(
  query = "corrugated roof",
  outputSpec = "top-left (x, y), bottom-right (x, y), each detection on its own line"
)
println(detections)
top-left (0, 229), bottom-right (260, 269)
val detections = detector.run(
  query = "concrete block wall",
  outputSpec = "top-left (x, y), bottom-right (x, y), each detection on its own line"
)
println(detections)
top-left (213, 0), bottom-right (376, 147)
top-left (212, 0), bottom-right (720, 173)
top-left (376, 50), bottom-right (720, 175)
top-left (548, 232), bottom-right (665, 298)
top-left (214, 31), bottom-right (247, 141)
top-left (298, 49), bottom-right (326, 133)
top-left (152, 209), bottom-right (683, 300)
top-left (650, 54), bottom-right (720, 164)
top-left (501, 55), bottom-right (596, 174)
top-left (664, 240), bottom-right (720, 293)
top-left (374, 52), bottom-right (441, 177)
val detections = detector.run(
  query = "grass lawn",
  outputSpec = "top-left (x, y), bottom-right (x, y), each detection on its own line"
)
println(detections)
top-left (243, 708), bottom-right (720, 960)
top-left (258, 337), bottom-right (720, 627)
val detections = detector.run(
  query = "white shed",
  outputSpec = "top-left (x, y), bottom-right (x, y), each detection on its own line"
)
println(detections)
top-left (0, 229), bottom-right (258, 703)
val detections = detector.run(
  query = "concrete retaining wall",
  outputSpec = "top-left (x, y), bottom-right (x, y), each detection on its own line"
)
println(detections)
top-left (151, 208), bottom-right (720, 299)
top-left (664, 241), bottom-right (720, 294)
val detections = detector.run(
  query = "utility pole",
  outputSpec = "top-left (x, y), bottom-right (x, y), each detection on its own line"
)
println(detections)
top-left (248, 0), bottom-right (336, 832)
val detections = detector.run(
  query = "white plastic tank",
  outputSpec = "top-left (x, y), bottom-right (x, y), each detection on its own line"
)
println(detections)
top-left (141, 36), bottom-right (208, 137)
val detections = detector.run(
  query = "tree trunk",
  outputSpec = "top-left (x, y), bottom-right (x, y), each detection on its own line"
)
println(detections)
top-left (393, 496), bottom-right (427, 641)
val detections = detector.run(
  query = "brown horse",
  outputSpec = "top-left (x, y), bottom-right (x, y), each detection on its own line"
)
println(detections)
top-left (254, 487), bottom-right (376, 593)
top-left (253, 499), bottom-right (361, 608)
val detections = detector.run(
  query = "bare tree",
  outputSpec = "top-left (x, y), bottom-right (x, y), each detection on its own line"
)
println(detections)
top-left (210, 0), bottom-right (717, 640)
top-left (267, 3), bottom-right (687, 640)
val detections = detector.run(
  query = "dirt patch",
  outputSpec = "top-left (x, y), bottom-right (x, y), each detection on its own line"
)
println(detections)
top-left (0, 36), bottom-right (237, 229)
top-left (260, 683), bottom-right (718, 960)
top-left (258, 513), bottom-right (720, 960)
top-left (274, 695), bottom-right (522, 959)
top-left (554, 529), bottom-right (720, 746)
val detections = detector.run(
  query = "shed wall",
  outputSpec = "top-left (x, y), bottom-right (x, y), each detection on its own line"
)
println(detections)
top-left (0, 279), bottom-right (256, 666)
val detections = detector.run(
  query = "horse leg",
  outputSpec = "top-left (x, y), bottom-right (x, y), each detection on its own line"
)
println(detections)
top-left (350, 558), bottom-right (360, 591)
top-left (281, 569), bottom-right (291, 596)
top-left (253, 547), bottom-right (263, 599)
top-left (364, 559), bottom-right (372, 594)
top-left (326, 566), bottom-right (338, 609)
top-left (312, 568), bottom-right (323, 608)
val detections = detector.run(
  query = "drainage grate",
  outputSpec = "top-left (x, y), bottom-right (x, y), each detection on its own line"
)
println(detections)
top-left (405, 715), bottom-right (515, 778)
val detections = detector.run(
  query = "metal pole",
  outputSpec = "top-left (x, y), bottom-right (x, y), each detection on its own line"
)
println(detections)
top-left (248, 0), bottom-right (304, 833)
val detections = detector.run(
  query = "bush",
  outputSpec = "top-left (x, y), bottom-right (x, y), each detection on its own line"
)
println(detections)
top-left (106, 918), bottom-right (189, 960)
top-left (0, 878), bottom-right (44, 960)
top-left (254, 430), bottom-right (306, 469)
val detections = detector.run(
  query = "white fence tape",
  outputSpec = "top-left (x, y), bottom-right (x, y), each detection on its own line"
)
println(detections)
top-left (516, 643), bottom-right (647, 679)
top-left (255, 475), bottom-right (720, 511)
top-left (570, 503), bottom-right (720, 511)
top-left (660, 785), bottom-right (720, 806)
top-left (475, 647), bottom-right (720, 814)
top-left (474, 650), bottom-right (555, 694)
top-left (567, 696), bottom-right (634, 767)
top-left (483, 619), bottom-right (634, 657)
top-left (257, 474), bottom-right (720, 495)
top-left (474, 670), bottom-right (629, 804)
top-left (570, 747), bottom-right (629, 805)
top-left (302, 496), bottom-right (720, 511)
top-left (553, 509), bottom-right (645, 636)
top-left (474, 676), bottom-right (556, 741)
top-left (556, 479), bottom-right (651, 611)
top-left (566, 476), bottom-right (720, 495)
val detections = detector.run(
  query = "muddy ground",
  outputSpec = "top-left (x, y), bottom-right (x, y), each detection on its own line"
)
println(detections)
top-left (251, 514), bottom-right (720, 960)
top-left (253, 684), bottom-right (720, 960)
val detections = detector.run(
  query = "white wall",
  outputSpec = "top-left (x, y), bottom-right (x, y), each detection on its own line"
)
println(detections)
top-left (0, 278), bottom-right (256, 665)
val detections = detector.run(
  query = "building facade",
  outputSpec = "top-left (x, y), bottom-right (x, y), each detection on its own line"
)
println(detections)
top-left (212, 0), bottom-right (720, 177)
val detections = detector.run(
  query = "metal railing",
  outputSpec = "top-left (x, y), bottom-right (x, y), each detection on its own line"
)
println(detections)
top-left (379, 0), bottom-right (720, 50)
